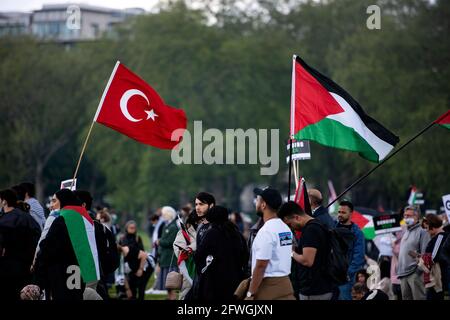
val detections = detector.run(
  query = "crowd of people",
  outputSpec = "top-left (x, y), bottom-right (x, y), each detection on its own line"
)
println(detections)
top-left (0, 182), bottom-right (449, 301)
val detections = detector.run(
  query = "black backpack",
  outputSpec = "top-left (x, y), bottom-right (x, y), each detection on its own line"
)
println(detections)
top-left (314, 221), bottom-right (355, 285)
top-left (328, 227), bottom-right (355, 285)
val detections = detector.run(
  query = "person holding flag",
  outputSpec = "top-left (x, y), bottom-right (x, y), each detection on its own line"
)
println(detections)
top-left (173, 210), bottom-right (198, 300)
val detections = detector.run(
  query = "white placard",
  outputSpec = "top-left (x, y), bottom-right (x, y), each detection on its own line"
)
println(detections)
top-left (442, 194), bottom-right (450, 222)
top-left (60, 178), bottom-right (77, 191)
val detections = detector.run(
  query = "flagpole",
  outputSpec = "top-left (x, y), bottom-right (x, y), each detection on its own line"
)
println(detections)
top-left (326, 118), bottom-right (439, 209)
top-left (71, 121), bottom-right (96, 188)
top-left (293, 158), bottom-right (298, 189)
top-left (70, 61), bottom-right (121, 189)
top-left (288, 138), bottom-right (293, 200)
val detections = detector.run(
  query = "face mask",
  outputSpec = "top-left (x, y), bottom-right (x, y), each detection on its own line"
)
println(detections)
top-left (405, 218), bottom-right (415, 226)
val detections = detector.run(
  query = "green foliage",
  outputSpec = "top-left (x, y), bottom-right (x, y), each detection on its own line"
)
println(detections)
top-left (0, 0), bottom-right (448, 218)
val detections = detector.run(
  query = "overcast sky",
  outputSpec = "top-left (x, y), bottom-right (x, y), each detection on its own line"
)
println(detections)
top-left (0, 0), bottom-right (160, 12)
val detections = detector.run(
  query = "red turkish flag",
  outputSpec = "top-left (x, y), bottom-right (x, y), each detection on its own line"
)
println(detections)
top-left (94, 61), bottom-right (187, 149)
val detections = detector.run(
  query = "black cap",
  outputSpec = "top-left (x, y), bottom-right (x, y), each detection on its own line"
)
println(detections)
top-left (254, 187), bottom-right (282, 211)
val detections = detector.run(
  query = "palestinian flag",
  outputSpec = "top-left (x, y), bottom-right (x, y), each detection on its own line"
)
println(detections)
top-left (60, 206), bottom-right (100, 283)
top-left (294, 177), bottom-right (312, 216)
top-left (176, 216), bottom-right (196, 281)
top-left (408, 185), bottom-right (417, 205)
top-left (290, 55), bottom-right (399, 162)
top-left (352, 210), bottom-right (375, 240)
top-left (434, 110), bottom-right (450, 130)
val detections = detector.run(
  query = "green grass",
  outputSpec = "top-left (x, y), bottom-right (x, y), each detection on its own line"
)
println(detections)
top-left (107, 231), bottom-right (170, 300)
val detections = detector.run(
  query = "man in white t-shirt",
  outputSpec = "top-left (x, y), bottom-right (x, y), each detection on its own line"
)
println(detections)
top-left (246, 187), bottom-right (295, 300)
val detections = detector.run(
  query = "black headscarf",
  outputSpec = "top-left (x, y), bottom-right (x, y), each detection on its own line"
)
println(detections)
top-left (205, 206), bottom-right (228, 224)
top-left (205, 206), bottom-right (242, 242)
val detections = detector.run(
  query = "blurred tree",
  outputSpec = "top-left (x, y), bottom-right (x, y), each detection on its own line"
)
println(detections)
top-left (0, 0), bottom-right (448, 218)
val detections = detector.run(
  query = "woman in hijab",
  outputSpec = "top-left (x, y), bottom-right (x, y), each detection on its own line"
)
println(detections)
top-left (194, 206), bottom-right (248, 301)
top-left (119, 220), bottom-right (144, 251)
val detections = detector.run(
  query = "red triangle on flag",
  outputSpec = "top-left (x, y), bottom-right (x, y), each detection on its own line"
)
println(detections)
top-left (351, 210), bottom-right (369, 229)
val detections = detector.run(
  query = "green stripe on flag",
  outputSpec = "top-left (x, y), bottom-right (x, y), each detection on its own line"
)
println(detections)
top-left (294, 118), bottom-right (380, 162)
top-left (362, 227), bottom-right (376, 240)
top-left (60, 209), bottom-right (98, 283)
top-left (439, 123), bottom-right (450, 130)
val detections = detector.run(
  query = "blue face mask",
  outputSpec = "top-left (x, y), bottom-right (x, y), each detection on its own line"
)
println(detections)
top-left (405, 217), bottom-right (415, 226)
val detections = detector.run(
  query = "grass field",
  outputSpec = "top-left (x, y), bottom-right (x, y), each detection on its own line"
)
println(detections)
top-left (108, 231), bottom-right (169, 300)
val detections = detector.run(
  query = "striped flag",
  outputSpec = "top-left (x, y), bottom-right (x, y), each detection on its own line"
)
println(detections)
top-left (434, 110), bottom-right (450, 130)
top-left (290, 55), bottom-right (399, 162)
top-left (352, 209), bottom-right (375, 240)
top-left (176, 215), bottom-right (196, 281)
top-left (294, 177), bottom-right (312, 215)
top-left (60, 206), bottom-right (100, 283)
top-left (408, 185), bottom-right (417, 206)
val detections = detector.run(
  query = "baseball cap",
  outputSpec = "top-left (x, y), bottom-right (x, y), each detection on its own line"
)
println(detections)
top-left (254, 187), bottom-right (282, 211)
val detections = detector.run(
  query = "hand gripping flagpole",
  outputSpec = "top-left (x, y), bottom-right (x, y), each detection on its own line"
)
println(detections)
top-left (326, 115), bottom-right (444, 209)
top-left (70, 61), bottom-right (121, 189)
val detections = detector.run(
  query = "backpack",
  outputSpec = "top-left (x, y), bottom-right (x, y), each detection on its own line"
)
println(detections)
top-left (327, 227), bottom-right (355, 285)
top-left (313, 221), bottom-right (355, 285)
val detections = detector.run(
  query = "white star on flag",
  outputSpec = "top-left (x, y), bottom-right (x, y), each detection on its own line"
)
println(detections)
top-left (145, 109), bottom-right (158, 121)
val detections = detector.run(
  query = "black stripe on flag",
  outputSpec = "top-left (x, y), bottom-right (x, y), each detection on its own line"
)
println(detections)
top-left (295, 56), bottom-right (399, 147)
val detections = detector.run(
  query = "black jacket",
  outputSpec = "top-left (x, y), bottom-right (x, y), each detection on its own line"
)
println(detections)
top-left (0, 209), bottom-right (41, 299)
top-left (194, 223), bottom-right (248, 301)
top-left (34, 216), bottom-right (85, 300)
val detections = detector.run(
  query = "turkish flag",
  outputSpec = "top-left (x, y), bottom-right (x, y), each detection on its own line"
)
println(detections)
top-left (94, 61), bottom-right (187, 149)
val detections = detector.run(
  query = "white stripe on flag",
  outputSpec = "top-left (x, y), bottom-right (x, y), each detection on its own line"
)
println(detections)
top-left (83, 217), bottom-right (100, 280)
top-left (327, 93), bottom-right (394, 160)
top-left (94, 61), bottom-right (121, 122)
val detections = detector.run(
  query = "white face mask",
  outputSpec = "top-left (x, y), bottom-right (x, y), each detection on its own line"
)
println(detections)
top-left (405, 217), bottom-right (416, 226)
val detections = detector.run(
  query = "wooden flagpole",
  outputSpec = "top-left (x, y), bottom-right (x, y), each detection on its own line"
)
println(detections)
top-left (71, 121), bottom-right (95, 189)
top-left (70, 61), bottom-right (121, 189)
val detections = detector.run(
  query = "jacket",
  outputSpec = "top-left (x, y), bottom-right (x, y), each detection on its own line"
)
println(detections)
top-left (158, 219), bottom-right (179, 268)
top-left (194, 223), bottom-right (248, 301)
top-left (336, 221), bottom-right (366, 279)
top-left (397, 223), bottom-right (430, 278)
top-left (312, 206), bottom-right (335, 230)
top-left (173, 225), bottom-right (197, 300)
